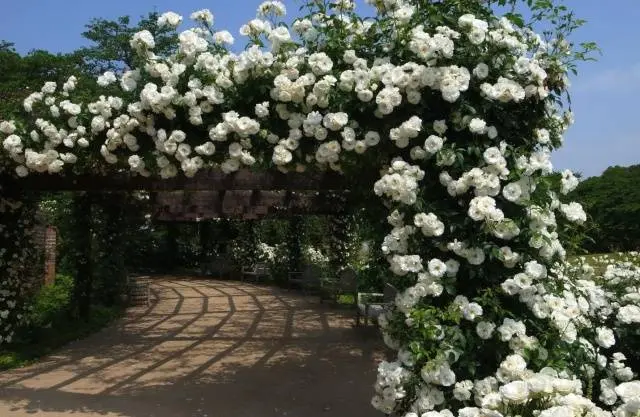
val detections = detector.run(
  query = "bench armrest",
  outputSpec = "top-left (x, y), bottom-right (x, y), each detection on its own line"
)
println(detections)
top-left (357, 292), bottom-right (385, 305)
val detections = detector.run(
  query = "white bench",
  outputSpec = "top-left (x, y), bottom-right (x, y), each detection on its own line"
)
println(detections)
top-left (356, 283), bottom-right (397, 326)
top-left (241, 263), bottom-right (270, 282)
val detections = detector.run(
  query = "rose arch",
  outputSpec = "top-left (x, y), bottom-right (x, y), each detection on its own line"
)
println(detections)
top-left (1, 1), bottom-right (638, 416)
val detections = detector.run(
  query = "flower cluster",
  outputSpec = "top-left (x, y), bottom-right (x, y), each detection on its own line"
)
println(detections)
top-left (374, 160), bottom-right (425, 205)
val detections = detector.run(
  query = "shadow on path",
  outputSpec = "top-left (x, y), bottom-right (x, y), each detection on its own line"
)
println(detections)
top-left (0, 277), bottom-right (385, 417)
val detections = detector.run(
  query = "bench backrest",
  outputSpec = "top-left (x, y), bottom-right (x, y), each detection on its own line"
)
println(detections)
top-left (338, 267), bottom-right (358, 292)
top-left (302, 264), bottom-right (322, 281)
top-left (383, 283), bottom-right (398, 303)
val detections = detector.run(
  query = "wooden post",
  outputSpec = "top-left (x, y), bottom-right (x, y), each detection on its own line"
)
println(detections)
top-left (287, 216), bottom-right (303, 273)
top-left (71, 192), bottom-right (93, 319)
top-left (328, 192), bottom-right (352, 276)
top-left (98, 192), bottom-right (127, 306)
top-left (199, 220), bottom-right (213, 274)
top-left (165, 222), bottom-right (179, 271)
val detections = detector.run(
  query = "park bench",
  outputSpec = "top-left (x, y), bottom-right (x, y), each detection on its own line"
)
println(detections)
top-left (319, 266), bottom-right (359, 304)
top-left (356, 283), bottom-right (397, 327)
top-left (288, 264), bottom-right (322, 295)
top-left (241, 262), bottom-right (270, 282)
top-left (203, 256), bottom-right (235, 279)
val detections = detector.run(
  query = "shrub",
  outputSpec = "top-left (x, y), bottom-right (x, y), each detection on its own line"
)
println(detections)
top-left (1, 274), bottom-right (121, 370)
top-left (27, 275), bottom-right (74, 328)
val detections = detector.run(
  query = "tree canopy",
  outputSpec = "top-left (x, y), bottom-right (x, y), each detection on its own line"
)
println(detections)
top-left (0, 44), bottom-right (84, 119)
top-left (571, 164), bottom-right (640, 252)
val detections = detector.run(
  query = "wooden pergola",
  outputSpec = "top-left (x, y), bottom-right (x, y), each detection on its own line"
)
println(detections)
top-left (16, 168), bottom-right (347, 191)
top-left (3, 168), bottom-right (359, 314)
top-left (153, 190), bottom-right (346, 221)
top-left (15, 168), bottom-right (350, 220)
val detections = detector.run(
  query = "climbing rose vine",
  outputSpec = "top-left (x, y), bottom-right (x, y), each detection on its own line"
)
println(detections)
top-left (1, 1), bottom-right (638, 417)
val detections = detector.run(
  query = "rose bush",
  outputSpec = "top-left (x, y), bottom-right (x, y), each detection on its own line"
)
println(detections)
top-left (1, 1), bottom-right (638, 416)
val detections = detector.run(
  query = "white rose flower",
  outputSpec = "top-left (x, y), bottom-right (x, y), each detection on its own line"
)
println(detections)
top-left (499, 381), bottom-right (529, 404)
top-left (15, 165), bottom-right (29, 177)
top-left (428, 258), bottom-right (447, 278)
top-left (97, 71), bottom-right (117, 87)
top-left (468, 118), bottom-right (486, 134)
top-left (473, 63), bottom-right (489, 79)
top-left (502, 182), bottom-right (522, 202)
top-left (213, 30), bottom-right (234, 45)
top-left (476, 321), bottom-right (495, 339)
top-left (615, 381), bottom-right (640, 403)
top-left (158, 12), bottom-right (183, 28)
top-left (190, 9), bottom-right (214, 25)
top-left (595, 327), bottom-right (616, 349)
top-left (617, 305), bottom-right (640, 324)
top-left (424, 135), bottom-right (444, 154)
top-left (453, 381), bottom-right (473, 401)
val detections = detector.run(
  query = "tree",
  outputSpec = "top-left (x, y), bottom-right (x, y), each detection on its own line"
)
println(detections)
top-left (0, 43), bottom-right (84, 119)
top-left (571, 164), bottom-right (640, 252)
top-left (79, 12), bottom-right (177, 74)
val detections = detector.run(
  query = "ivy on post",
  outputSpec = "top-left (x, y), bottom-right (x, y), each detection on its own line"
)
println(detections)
top-left (286, 215), bottom-right (303, 273)
top-left (327, 192), bottom-right (351, 278)
top-left (198, 220), bottom-right (213, 273)
top-left (0, 176), bottom-right (39, 343)
top-left (164, 222), bottom-right (179, 271)
top-left (245, 220), bottom-right (259, 266)
top-left (70, 192), bottom-right (93, 319)
top-left (94, 192), bottom-right (127, 306)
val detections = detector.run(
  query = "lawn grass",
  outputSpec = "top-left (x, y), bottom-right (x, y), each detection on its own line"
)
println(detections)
top-left (337, 293), bottom-right (355, 305)
top-left (568, 251), bottom-right (640, 275)
top-left (0, 275), bottom-right (123, 372)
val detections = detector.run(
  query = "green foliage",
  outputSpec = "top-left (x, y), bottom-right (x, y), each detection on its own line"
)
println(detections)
top-left (0, 43), bottom-right (85, 120)
top-left (357, 263), bottom-right (386, 292)
top-left (26, 275), bottom-right (74, 330)
top-left (0, 275), bottom-right (122, 371)
top-left (79, 12), bottom-right (178, 74)
top-left (92, 193), bottom-right (128, 306)
top-left (570, 165), bottom-right (640, 252)
top-left (286, 216), bottom-right (304, 272)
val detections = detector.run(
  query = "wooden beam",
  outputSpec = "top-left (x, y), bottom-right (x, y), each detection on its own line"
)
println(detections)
top-left (13, 169), bottom-right (348, 191)
top-left (151, 189), bottom-right (347, 221)
top-left (153, 205), bottom-right (344, 221)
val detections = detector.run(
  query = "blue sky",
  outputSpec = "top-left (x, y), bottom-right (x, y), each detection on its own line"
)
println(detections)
top-left (1, 0), bottom-right (638, 177)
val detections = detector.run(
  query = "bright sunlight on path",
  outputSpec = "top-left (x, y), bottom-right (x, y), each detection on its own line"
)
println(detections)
top-left (0, 278), bottom-right (385, 417)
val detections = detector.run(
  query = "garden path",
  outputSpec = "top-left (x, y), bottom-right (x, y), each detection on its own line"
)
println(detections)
top-left (0, 277), bottom-right (385, 417)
